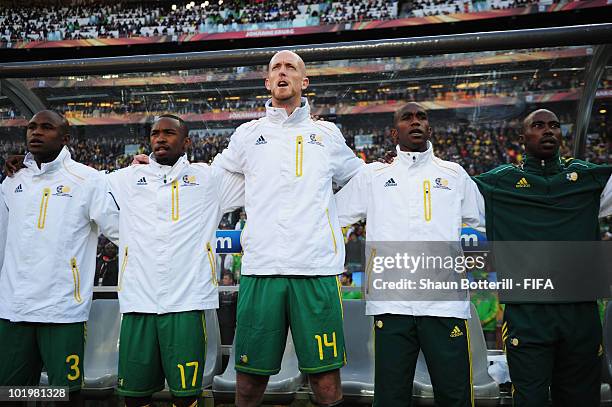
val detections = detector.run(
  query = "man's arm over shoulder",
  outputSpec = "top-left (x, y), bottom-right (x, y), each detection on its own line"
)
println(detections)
top-left (212, 121), bottom-right (256, 174)
top-left (316, 120), bottom-right (365, 186)
top-left (87, 172), bottom-right (120, 244)
top-left (335, 162), bottom-right (375, 227)
top-left (459, 166), bottom-right (485, 229)
top-left (101, 166), bottom-right (133, 210)
top-left (472, 164), bottom-right (514, 199)
top-left (211, 165), bottom-right (245, 213)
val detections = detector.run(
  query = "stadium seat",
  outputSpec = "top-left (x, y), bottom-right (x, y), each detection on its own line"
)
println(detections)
top-left (338, 299), bottom-right (375, 403)
top-left (40, 299), bottom-right (121, 394)
top-left (202, 308), bottom-right (223, 388)
top-left (413, 303), bottom-right (500, 406)
top-left (212, 329), bottom-right (305, 404)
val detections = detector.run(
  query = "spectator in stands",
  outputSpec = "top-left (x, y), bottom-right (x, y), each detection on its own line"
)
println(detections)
top-left (95, 242), bottom-right (119, 287)
top-left (234, 209), bottom-right (246, 230)
top-left (0, 110), bottom-right (119, 403)
top-left (473, 108), bottom-right (612, 406)
top-left (470, 270), bottom-right (499, 349)
top-left (103, 114), bottom-right (244, 407)
top-left (212, 50), bottom-right (365, 407)
top-left (340, 271), bottom-right (361, 300)
top-left (335, 101), bottom-right (482, 406)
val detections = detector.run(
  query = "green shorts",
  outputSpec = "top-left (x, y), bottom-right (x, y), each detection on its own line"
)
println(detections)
top-left (117, 311), bottom-right (207, 398)
top-left (0, 319), bottom-right (85, 392)
top-left (235, 275), bottom-right (346, 375)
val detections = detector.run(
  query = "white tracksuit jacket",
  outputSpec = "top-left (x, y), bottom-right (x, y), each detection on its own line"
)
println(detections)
top-left (212, 98), bottom-right (364, 276)
top-left (106, 154), bottom-right (244, 314)
top-left (0, 147), bottom-right (119, 322)
top-left (335, 143), bottom-right (484, 319)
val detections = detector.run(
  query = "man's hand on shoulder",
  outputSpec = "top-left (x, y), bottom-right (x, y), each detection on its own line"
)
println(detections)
top-left (3, 155), bottom-right (25, 177)
top-left (131, 154), bottom-right (149, 165)
top-left (377, 150), bottom-right (396, 164)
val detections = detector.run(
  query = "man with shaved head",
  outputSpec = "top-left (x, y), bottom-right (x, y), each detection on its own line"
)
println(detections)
top-left (0, 110), bottom-right (120, 404)
top-left (335, 102), bottom-right (483, 406)
top-left (213, 50), bottom-right (366, 406)
top-left (474, 108), bottom-right (612, 406)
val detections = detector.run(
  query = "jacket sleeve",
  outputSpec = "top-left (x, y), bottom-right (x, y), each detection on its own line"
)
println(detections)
top-left (462, 172), bottom-right (485, 229)
top-left (328, 124), bottom-right (365, 186)
top-left (600, 174), bottom-right (612, 218)
top-left (0, 185), bottom-right (7, 270)
top-left (335, 165), bottom-right (370, 227)
top-left (102, 168), bottom-right (127, 211)
top-left (213, 166), bottom-right (245, 214)
top-left (88, 173), bottom-right (120, 245)
top-left (212, 125), bottom-right (247, 174)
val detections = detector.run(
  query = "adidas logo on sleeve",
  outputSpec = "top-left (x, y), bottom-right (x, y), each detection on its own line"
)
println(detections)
top-left (384, 178), bottom-right (397, 187)
top-left (14, 184), bottom-right (23, 193)
top-left (255, 135), bottom-right (267, 145)
top-left (136, 177), bottom-right (148, 185)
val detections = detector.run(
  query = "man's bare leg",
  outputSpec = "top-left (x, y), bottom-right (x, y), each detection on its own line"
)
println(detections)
top-left (309, 369), bottom-right (343, 406)
top-left (236, 371), bottom-right (269, 407)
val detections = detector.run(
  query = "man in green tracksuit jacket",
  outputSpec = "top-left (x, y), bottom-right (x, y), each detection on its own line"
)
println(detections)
top-left (473, 109), bottom-right (612, 406)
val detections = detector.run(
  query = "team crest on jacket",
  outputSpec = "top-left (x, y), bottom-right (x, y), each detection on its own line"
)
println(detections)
top-left (308, 134), bottom-right (324, 147)
top-left (566, 172), bottom-right (578, 182)
top-left (53, 185), bottom-right (72, 197)
top-left (182, 174), bottom-right (199, 186)
top-left (433, 177), bottom-right (451, 190)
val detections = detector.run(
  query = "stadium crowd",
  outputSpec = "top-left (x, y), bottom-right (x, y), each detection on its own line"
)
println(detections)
top-left (25, 72), bottom-right (586, 122)
top-left (1, 0), bottom-right (563, 45)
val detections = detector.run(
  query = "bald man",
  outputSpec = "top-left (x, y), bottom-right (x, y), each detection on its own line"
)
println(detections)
top-left (213, 50), bottom-right (365, 406)
top-left (0, 110), bottom-right (119, 403)
top-left (474, 109), bottom-right (612, 406)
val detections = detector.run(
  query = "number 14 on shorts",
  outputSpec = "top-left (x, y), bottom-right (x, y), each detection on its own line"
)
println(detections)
top-left (314, 332), bottom-right (337, 360)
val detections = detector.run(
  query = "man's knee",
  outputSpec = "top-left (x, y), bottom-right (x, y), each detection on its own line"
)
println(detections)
top-left (236, 371), bottom-right (269, 406)
top-left (313, 400), bottom-right (344, 406)
top-left (309, 369), bottom-right (342, 405)
top-left (237, 371), bottom-right (269, 392)
top-left (124, 396), bottom-right (152, 407)
top-left (172, 396), bottom-right (198, 407)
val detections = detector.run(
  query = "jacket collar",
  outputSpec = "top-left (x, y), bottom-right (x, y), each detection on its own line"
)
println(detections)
top-left (395, 142), bottom-right (433, 168)
top-left (520, 152), bottom-right (562, 175)
top-left (265, 97), bottom-right (310, 125)
top-left (148, 153), bottom-right (190, 183)
top-left (24, 146), bottom-right (70, 175)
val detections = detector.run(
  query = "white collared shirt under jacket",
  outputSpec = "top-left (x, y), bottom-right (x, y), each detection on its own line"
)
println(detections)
top-left (0, 147), bottom-right (119, 323)
top-left (106, 154), bottom-right (244, 314)
top-left (212, 98), bottom-right (364, 276)
top-left (335, 143), bottom-right (484, 319)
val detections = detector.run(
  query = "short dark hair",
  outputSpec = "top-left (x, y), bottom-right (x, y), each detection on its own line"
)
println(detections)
top-left (156, 114), bottom-right (189, 138)
top-left (35, 109), bottom-right (70, 136)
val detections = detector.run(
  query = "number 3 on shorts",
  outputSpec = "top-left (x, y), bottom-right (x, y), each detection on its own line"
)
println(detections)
top-left (314, 332), bottom-right (337, 360)
top-left (66, 354), bottom-right (80, 381)
top-left (177, 361), bottom-right (199, 389)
